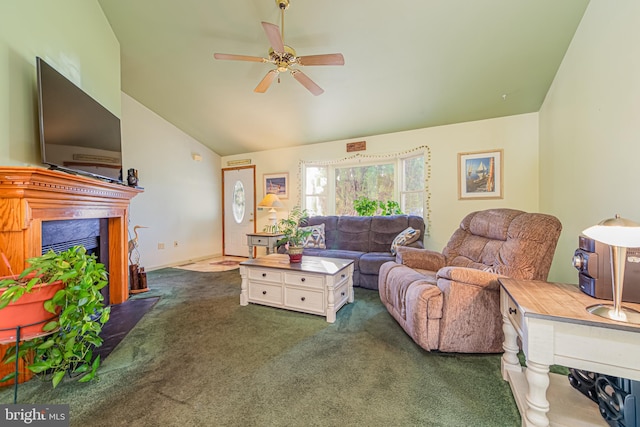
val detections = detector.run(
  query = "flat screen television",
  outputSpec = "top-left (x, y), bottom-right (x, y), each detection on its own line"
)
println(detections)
top-left (37, 57), bottom-right (123, 183)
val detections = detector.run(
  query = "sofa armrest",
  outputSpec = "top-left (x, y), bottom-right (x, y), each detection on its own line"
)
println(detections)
top-left (396, 246), bottom-right (446, 271)
top-left (436, 266), bottom-right (503, 291)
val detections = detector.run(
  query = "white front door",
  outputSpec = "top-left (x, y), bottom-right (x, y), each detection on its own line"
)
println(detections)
top-left (223, 166), bottom-right (255, 257)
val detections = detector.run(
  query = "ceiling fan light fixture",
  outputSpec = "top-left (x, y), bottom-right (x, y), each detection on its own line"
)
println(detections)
top-left (213, 0), bottom-right (343, 95)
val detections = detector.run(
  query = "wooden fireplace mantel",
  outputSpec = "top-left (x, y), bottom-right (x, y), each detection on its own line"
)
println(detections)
top-left (0, 167), bottom-right (142, 305)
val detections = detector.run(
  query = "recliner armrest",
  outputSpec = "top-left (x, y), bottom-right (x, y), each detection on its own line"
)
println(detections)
top-left (396, 246), bottom-right (446, 271)
top-left (436, 266), bottom-right (503, 291)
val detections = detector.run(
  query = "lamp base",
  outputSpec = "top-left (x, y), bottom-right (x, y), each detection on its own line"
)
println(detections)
top-left (587, 304), bottom-right (640, 324)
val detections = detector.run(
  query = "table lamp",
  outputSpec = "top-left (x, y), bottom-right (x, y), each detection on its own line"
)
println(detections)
top-left (257, 193), bottom-right (283, 227)
top-left (582, 214), bottom-right (640, 324)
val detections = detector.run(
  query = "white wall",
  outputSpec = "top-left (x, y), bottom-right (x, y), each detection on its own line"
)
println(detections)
top-left (223, 113), bottom-right (541, 258)
top-left (122, 93), bottom-right (222, 270)
top-left (539, 0), bottom-right (640, 283)
top-left (0, 0), bottom-right (119, 166)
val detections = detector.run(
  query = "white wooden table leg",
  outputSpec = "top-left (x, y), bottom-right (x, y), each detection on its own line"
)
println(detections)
top-left (501, 313), bottom-right (521, 380)
top-left (347, 267), bottom-right (354, 303)
top-left (525, 360), bottom-right (550, 427)
top-left (326, 282), bottom-right (336, 323)
top-left (239, 266), bottom-right (248, 306)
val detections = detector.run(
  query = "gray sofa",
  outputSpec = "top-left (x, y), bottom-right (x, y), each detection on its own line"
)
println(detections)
top-left (300, 215), bottom-right (425, 290)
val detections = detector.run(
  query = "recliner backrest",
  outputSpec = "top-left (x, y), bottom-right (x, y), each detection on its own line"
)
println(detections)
top-left (442, 208), bottom-right (562, 281)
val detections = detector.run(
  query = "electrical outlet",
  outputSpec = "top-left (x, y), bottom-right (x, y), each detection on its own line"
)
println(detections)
top-left (158, 243), bottom-right (165, 250)
top-left (174, 241), bottom-right (178, 247)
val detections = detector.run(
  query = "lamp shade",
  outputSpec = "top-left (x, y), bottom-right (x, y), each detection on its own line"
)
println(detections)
top-left (258, 193), bottom-right (283, 208)
top-left (582, 214), bottom-right (640, 248)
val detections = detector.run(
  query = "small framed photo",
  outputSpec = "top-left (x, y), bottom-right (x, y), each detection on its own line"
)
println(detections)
top-left (264, 173), bottom-right (288, 199)
top-left (458, 149), bottom-right (503, 200)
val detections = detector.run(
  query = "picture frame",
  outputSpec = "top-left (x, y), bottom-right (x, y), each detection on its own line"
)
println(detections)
top-left (264, 173), bottom-right (289, 199)
top-left (458, 149), bottom-right (503, 200)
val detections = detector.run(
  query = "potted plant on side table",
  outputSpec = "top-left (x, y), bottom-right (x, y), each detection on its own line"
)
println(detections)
top-left (264, 206), bottom-right (312, 263)
top-left (0, 246), bottom-right (111, 388)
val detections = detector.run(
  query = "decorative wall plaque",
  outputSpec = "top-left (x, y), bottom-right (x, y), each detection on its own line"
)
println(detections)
top-left (346, 141), bottom-right (366, 152)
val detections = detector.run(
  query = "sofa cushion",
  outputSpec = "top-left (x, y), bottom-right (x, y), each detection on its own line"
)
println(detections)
top-left (335, 217), bottom-right (372, 252)
top-left (302, 216), bottom-right (339, 249)
top-left (370, 215), bottom-right (422, 252)
top-left (300, 223), bottom-right (326, 249)
top-left (390, 227), bottom-right (421, 255)
top-left (359, 252), bottom-right (396, 275)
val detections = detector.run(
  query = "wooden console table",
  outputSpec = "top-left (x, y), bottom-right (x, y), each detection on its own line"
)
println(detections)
top-left (499, 278), bottom-right (640, 426)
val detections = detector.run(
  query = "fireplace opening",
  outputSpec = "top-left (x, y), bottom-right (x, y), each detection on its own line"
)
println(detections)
top-left (41, 218), bottom-right (110, 304)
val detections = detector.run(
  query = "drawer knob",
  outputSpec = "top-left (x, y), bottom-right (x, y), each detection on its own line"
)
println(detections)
top-left (262, 290), bottom-right (267, 295)
top-left (262, 273), bottom-right (266, 277)
top-left (300, 278), bottom-right (306, 282)
top-left (301, 297), bottom-right (306, 302)
top-left (509, 307), bottom-right (517, 315)
top-left (257, 239), bottom-right (262, 243)
top-left (341, 292), bottom-right (346, 297)
top-left (341, 274), bottom-right (346, 279)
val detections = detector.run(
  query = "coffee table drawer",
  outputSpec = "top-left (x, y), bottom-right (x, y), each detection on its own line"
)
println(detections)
top-left (330, 270), bottom-right (350, 286)
top-left (284, 287), bottom-right (324, 314)
top-left (248, 268), bottom-right (282, 283)
top-left (505, 293), bottom-right (524, 336)
top-left (334, 282), bottom-right (349, 307)
top-left (284, 272), bottom-right (323, 289)
top-left (249, 282), bottom-right (283, 304)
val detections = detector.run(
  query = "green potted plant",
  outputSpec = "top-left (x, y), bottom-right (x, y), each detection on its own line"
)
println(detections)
top-left (264, 206), bottom-right (312, 263)
top-left (353, 196), bottom-right (403, 216)
top-left (0, 246), bottom-right (111, 388)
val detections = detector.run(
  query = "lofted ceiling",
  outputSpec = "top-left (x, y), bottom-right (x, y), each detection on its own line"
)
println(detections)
top-left (98, 0), bottom-right (590, 157)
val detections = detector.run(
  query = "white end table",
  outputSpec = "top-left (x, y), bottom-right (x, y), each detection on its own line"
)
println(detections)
top-left (499, 278), bottom-right (640, 427)
top-left (246, 232), bottom-right (283, 259)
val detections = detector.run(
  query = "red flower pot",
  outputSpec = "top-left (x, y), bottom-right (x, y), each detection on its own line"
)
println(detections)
top-left (0, 278), bottom-right (64, 344)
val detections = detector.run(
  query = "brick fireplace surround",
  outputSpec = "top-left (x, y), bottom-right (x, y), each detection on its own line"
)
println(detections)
top-left (0, 167), bottom-right (142, 384)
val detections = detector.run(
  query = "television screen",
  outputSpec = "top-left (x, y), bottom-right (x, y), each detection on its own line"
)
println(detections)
top-left (37, 57), bottom-right (123, 183)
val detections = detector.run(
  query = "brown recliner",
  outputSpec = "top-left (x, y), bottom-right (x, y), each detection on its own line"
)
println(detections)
top-left (378, 208), bottom-right (562, 353)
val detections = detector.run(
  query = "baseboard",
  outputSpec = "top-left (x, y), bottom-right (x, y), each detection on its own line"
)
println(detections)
top-left (145, 253), bottom-right (224, 272)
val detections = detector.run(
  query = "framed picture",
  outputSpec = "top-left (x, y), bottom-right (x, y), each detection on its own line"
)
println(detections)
top-left (458, 149), bottom-right (503, 200)
top-left (264, 173), bottom-right (289, 199)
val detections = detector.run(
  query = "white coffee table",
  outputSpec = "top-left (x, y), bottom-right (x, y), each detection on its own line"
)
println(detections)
top-left (239, 254), bottom-right (354, 323)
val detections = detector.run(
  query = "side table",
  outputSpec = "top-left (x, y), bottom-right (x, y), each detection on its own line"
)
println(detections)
top-left (499, 278), bottom-right (640, 427)
top-left (246, 232), bottom-right (284, 259)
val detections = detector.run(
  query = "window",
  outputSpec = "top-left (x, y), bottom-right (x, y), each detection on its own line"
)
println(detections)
top-left (401, 155), bottom-right (425, 216)
top-left (302, 151), bottom-right (426, 217)
top-left (304, 166), bottom-right (328, 216)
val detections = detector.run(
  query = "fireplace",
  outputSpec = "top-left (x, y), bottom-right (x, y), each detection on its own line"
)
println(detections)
top-left (0, 167), bottom-right (141, 385)
top-left (41, 218), bottom-right (110, 303)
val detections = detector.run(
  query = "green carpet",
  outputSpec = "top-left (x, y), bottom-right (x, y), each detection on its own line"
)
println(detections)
top-left (0, 268), bottom-right (521, 426)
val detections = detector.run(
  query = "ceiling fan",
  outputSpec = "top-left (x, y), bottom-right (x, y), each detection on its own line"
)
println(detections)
top-left (213, 0), bottom-right (345, 96)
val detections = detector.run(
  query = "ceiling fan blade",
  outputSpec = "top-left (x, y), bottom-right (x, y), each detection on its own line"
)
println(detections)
top-left (297, 53), bottom-right (345, 66)
top-left (291, 70), bottom-right (324, 96)
top-left (261, 22), bottom-right (285, 53)
top-left (254, 70), bottom-right (279, 93)
top-left (214, 53), bottom-right (266, 63)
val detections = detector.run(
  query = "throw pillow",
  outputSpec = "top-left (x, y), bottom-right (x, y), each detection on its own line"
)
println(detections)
top-left (390, 227), bottom-right (421, 255)
top-left (300, 223), bottom-right (326, 249)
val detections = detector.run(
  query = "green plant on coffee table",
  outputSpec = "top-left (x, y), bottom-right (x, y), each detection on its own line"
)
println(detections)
top-left (0, 246), bottom-right (111, 388)
top-left (264, 206), bottom-right (312, 248)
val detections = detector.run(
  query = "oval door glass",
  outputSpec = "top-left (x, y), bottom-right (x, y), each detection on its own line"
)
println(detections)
top-left (232, 181), bottom-right (245, 223)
